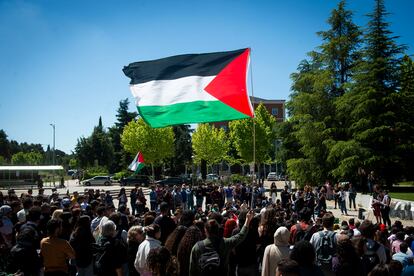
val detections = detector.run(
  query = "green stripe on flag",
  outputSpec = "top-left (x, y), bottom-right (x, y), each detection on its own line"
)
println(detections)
top-left (137, 100), bottom-right (249, 128)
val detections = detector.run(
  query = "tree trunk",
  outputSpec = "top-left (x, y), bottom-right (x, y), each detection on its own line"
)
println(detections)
top-left (151, 163), bottom-right (155, 182)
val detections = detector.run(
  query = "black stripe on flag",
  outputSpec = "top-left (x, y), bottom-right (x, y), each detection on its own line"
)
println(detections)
top-left (123, 48), bottom-right (247, 84)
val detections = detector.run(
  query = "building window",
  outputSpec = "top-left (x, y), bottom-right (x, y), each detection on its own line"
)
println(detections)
top-left (220, 125), bottom-right (228, 131)
top-left (271, 108), bottom-right (278, 116)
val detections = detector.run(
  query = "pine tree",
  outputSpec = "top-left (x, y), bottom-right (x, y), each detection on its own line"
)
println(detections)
top-left (317, 0), bottom-right (362, 97)
top-left (339, 0), bottom-right (405, 186)
top-left (109, 99), bottom-right (137, 172)
top-left (394, 56), bottom-right (414, 179)
top-left (285, 0), bottom-right (361, 186)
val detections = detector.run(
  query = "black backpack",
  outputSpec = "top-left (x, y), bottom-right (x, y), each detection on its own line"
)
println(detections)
top-left (361, 239), bottom-right (380, 274)
top-left (92, 241), bottom-right (111, 275)
top-left (315, 231), bottom-right (336, 265)
top-left (197, 241), bottom-right (221, 276)
top-left (294, 223), bottom-right (314, 242)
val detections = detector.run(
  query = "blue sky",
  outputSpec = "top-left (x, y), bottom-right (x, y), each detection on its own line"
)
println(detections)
top-left (0, 0), bottom-right (413, 153)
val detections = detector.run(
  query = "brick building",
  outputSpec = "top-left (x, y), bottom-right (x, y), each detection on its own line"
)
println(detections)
top-left (212, 96), bottom-right (285, 130)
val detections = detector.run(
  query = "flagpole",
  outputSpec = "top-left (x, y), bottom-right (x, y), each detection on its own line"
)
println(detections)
top-left (249, 48), bottom-right (256, 209)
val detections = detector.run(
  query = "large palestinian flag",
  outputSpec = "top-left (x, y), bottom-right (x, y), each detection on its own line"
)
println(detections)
top-left (122, 48), bottom-right (254, 128)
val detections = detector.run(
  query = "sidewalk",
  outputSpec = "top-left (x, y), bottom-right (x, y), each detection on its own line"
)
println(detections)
top-left (265, 180), bottom-right (414, 227)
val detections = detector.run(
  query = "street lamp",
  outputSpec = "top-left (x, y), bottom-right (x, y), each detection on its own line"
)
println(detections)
top-left (50, 124), bottom-right (56, 165)
top-left (50, 123), bottom-right (56, 186)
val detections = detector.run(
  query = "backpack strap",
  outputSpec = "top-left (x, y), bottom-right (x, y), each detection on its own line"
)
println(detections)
top-left (198, 240), bottom-right (206, 252)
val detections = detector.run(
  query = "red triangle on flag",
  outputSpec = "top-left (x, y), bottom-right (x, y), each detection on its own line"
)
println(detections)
top-left (204, 48), bottom-right (253, 117)
top-left (137, 152), bottom-right (145, 163)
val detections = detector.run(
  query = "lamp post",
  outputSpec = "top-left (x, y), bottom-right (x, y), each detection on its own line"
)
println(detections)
top-left (50, 123), bottom-right (56, 186)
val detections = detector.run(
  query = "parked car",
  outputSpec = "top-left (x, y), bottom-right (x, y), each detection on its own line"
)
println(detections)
top-left (155, 177), bottom-right (185, 186)
top-left (267, 172), bottom-right (278, 181)
top-left (206, 174), bottom-right (219, 182)
top-left (82, 176), bottom-right (112, 186)
top-left (121, 175), bottom-right (151, 186)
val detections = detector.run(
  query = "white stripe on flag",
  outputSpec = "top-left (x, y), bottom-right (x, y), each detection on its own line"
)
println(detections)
top-left (129, 76), bottom-right (217, 106)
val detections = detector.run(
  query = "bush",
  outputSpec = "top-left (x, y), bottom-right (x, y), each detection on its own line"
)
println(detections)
top-left (230, 174), bottom-right (249, 184)
top-left (83, 166), bottom-right (108, 180)
top-left (113, 170), bottom-right (131, 180)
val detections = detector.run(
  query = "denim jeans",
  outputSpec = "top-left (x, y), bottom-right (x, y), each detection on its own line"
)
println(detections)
top-left (349, 195), bottom-right (356, 209)
top-left (340, 200), bottom-right (347, 214)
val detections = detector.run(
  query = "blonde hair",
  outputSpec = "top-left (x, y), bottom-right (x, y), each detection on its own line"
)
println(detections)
top-left (52, 209), bottom-right (63, 220)
top-left (127, 225), bottom-right (144, 242)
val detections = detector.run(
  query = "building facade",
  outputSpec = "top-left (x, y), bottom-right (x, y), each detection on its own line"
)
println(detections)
top-left (212, 96), bottom-right (285, 130)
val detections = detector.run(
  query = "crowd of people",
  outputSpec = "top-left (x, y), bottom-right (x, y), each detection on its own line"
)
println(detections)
top-left (0, 180), bottom-right (413, 276)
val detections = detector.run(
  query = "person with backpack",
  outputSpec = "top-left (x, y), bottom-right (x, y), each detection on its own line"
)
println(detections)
top-left (261, 226), bottom-right (291, 276)
top-left (93, 220), bottom-right (127, 276)
top-left (310, 213), bottom-right (337, 276)
top-left (358, 219), bottom-right (387, 274)
top-left (9, 206), bottom-right (43, 276)
top-left (70, 215), bottom-right (95, 276)
top-left (289, 207), bottom-right (315, 244)
top-left (189, 210), bottom-right (254, 276)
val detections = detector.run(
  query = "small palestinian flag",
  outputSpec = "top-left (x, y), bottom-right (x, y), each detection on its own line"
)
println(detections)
top-left (123, 48), bottom-right (254, 128)
top-left (128, 152), bottom-right (144, 173)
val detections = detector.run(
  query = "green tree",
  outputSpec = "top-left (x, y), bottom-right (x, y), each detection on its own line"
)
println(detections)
top-left (284, 1), bottom-right (362, 186)
top-left (0, 129), bottom-right (10, 160)
top-left (394, 55), bottom-right (414, 180)
top-left (192, 124), bottom-right (229, 172)
top-left (89, 118), bottom-right (114, 168)
top-left (74, 137), bottom-right (92, 168)
top-left (75, 117), bottom-right (114, 169)
top-left (335, 0), bottom-right (405, 186)
top-left (11, 151), bottom-right (43, 165)
top-left (317, 0), bottom-right (362, 97)
top-left (0, 156), bottom-right (7, 165)
top-left (121, 118), bottom-right (174, 177)
top-left (109, 99), bottom-right (137, 172)
top-left (69, 158), bottom-right (78, 169)
top-left (229, 103), bottom-right (276, 176)
top-left (168, 125), bottom-right (192, 176)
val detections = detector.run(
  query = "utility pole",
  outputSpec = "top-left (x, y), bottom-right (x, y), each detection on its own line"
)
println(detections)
top-left (50, 123), bottom-right (56, 186)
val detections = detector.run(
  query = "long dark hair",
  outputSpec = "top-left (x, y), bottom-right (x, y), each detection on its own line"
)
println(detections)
top-left (165, 225), bottom-right (187, 256)
top-left (177, 226), bottom-right (202, 276)
top-left (72, 215), bottom-right (93, 240)
top-left (146, 246), bottom-right (178, 276)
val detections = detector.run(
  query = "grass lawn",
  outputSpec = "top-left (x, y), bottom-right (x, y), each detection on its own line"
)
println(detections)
top-left (389, 192), bottom-right (414, 202)
top-left (395, 181), bottom-right (414, 187)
